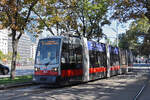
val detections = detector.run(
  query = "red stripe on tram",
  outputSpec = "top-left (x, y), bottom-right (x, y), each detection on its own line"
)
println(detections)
top-left (89, 67), bottom-right (107, 74)
top-left (61, 69), bottom-right (83, 77)
top-left (61, 67), bottom-right (107, 77)
top-left (35, 70), bottom-right (58, 76)
top-left (110, 66), bottom-right (120, 71)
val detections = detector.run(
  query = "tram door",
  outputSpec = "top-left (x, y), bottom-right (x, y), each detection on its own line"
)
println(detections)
top-left (60, 37), bottom-right (83, 82)
top-left (109, 46), bottom-right (120, 76)
top-left (88, 41), bottom-right (107, 80)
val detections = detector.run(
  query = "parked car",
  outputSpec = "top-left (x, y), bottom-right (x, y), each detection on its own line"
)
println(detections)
top-left (0, 64), bottom-right (9, 75)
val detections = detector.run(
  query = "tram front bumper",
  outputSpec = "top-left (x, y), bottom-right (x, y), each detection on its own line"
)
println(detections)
top-left (33, 75), bottom-right (57, 84)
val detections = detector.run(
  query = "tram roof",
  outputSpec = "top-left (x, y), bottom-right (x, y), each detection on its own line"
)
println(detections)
top-left (39, 35), bottom-right (82, 41)
top-left (39, 36), bottom-right (64, 40)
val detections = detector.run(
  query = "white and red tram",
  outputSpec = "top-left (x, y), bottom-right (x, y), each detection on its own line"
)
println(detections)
top-left (33, 36), bottom-right (132, 84)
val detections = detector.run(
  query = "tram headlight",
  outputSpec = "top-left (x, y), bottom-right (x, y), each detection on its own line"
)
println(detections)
top-left (51, 67), bottom-right (58, 72)
top-left (34, 67), bottom-right (40, 72)
top-left (34, 67), bottom-right (38, 72)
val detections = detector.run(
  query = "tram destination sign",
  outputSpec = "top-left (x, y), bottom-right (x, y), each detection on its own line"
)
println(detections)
top-left (42, 41), bottom-right (58, 45)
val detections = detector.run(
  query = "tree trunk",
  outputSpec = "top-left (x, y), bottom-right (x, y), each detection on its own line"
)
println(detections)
top-left (10, 30), bottom-right (18, 80)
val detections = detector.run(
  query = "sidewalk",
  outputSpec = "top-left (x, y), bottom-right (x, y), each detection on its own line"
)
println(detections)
top-left (7, 65), bottom-right (34, 70)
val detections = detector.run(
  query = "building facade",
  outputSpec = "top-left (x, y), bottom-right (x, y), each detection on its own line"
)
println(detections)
top-left (0, 29), bottom-right (40, 65)
top-left (0, 29), bottom-right (9, 54)
top-left (30, 43), bottom-right (37, 61)
top-left (8, 33), bottom-right (34, 64)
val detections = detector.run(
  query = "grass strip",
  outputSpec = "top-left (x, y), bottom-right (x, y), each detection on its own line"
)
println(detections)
top-left (0, 75), bottom-right (32, 85)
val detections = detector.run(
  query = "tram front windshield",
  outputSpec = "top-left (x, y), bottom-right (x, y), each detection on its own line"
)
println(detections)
top-left (35, 38), bottom-right (61, 65)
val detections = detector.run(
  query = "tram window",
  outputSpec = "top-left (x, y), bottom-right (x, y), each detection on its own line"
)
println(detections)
top-left (61, 38), bottom-right (83, 69)
top-left (61, 43), bottom-right (69, 64)
top-left (100, 53), bottom-right (104, 66)
top-left (68, 43), bottom-right (75, 64)
top-left (75, 45), bottom-right (82, 63)
top-left (89, 50), bottom-right (99, 67)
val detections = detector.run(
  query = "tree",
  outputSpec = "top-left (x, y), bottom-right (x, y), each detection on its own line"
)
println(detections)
top-left (33, 0), bottom-right (111, 39)
top-left (112, 0), bottom-right (150, 22)
top-left (118, 34), bottom-right (130, 49)
top-left (73, 0), bottom-right (111, 39)
top-left (0, 0), bottom-right (44, 79)
top-left (119, 17), bottom-right (150, 56)
top-left (0, 50), bottom-right (4, 61)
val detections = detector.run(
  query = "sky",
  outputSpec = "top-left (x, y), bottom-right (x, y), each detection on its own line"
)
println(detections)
top-left (102, 20), bottom-right (132, 43)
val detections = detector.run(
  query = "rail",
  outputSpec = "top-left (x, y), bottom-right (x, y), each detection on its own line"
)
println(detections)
top-left (133, 75), bottom-right (150, 100)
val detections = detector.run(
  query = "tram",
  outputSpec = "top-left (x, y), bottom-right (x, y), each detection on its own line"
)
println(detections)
top-left (33, 36), bottom-right (131, 84)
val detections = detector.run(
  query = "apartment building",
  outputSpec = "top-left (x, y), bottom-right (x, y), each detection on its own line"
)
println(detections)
top-left (8, 33), bottom-right (34, 63)
top-left (0, 29), bottom-right (41, 65)
top-left (30, 42), bottom-right (37, 60)
top-left (0, 29), bottom-right (9, 54)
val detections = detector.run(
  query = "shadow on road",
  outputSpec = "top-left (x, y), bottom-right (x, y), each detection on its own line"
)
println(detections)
top-left (11, 72), bottom-right (150, 100)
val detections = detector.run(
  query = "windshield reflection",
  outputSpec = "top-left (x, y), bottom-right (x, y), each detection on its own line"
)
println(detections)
top-left (35, 39), bottom-right (60, 65)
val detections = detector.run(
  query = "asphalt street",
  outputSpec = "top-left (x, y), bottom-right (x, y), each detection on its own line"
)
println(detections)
top-left (138, 76), bottom-right (150, 100)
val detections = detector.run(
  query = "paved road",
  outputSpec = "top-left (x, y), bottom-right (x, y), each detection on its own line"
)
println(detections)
top-left (0, 70), bottom-right (149, 100)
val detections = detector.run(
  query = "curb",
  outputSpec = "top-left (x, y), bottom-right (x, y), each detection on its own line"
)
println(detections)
top-left (0, 82), bottom-right (36, 90)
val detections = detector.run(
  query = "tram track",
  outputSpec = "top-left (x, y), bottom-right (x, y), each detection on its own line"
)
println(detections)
top-left (133, 73), bottom-right (150, 100)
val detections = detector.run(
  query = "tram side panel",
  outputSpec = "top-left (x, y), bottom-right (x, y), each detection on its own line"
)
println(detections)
top-left (87, 41), bottom-right (107, 80)
top-left (60, 37), bottom-right (84, 83)
top-left (128, 50), bottom-right (133, 67)
top-left (127, 50), bottom-right (133, 72)
top-left (108, 46), bottom-right (120, 77)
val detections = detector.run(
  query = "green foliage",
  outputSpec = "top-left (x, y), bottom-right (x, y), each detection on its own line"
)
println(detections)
top-left (111, 0), bottom-right (150, 22)
top-left (130, 17), bottom-right (150, 33)
top-left (33, 0), bottom-right (111, 39)
top-left (0, 0), bottom-right (40, 79)
top-left (0, 50), bottom-right (4, 60)
top-left (0, 50), bottom-right (7, 62)
top-left (119, 18), bottom-right (150, 56)
top-left (5, 52), bottom-right (12, 61)
top-left (5, 52), bottom-right (21, 61)
top-left (118, 34), bottom-right (130, 49)
top-left (71, 0), bottom-right (111, 39)
top-left (28, 58), bottom-right (33, 61)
